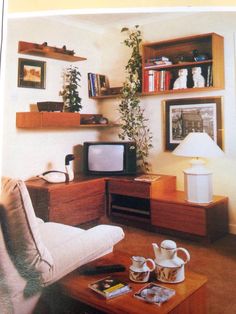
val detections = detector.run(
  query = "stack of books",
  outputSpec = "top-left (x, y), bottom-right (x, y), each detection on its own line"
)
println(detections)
top-left (144, 56), bottom-right (172, 69)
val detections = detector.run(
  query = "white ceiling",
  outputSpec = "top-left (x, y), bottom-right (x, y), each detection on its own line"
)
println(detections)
top-left (47, 12), bottom-right (193, 32)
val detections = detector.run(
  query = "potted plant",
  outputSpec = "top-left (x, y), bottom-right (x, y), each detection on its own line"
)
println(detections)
top-left (60, 65), bottom-right (82, 112)
top-left (118, 25), bottom-right (153, 173)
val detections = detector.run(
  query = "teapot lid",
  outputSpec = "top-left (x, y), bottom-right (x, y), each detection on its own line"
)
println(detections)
top-left (161, 240), bottom-right (177, 250)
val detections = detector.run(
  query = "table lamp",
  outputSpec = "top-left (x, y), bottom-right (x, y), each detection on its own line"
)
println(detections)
top-left (172, 132), bottom-right (224, 204)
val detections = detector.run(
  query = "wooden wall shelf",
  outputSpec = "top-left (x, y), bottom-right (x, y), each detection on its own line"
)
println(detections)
top-left (16, 112), bottom-right (119, 129)
top-left (18, 41), bottom-right (87, 62)
top-left (142, 32), bottom-right (224, 94)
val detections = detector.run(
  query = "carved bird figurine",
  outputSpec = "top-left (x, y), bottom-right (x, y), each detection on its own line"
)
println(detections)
top-left (38, 154), bottom-right (75, 183)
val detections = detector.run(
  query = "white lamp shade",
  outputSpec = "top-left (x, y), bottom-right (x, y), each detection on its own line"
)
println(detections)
top-left (172, 132), bottom-right (224, 158)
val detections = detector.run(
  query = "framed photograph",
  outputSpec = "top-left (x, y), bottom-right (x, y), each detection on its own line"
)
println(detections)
top-left (164, 97), bottom-right (223, 151)
top-left (98, 74), bottom-right (110, 95)
top-left (18, 58), bottom-right (46, 89)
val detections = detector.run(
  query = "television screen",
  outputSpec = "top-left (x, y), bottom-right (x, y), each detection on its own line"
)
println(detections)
top-left (83, 141), bottom-right (136, 175)
top-left (88, 144), bottom-right (124, 172)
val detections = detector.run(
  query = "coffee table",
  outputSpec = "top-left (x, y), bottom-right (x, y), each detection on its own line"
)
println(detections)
top-left (58, 250), bottom-right (207, 314)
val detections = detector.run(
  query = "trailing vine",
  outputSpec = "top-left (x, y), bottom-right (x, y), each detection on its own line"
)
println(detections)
top-left (118, 25), bottom-right (153, 173)
top-left (60, 65), bottom-right (82, 112)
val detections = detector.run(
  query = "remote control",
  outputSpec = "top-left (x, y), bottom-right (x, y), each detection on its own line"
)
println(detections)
top-left (82, 264), bottom-right (126, 275)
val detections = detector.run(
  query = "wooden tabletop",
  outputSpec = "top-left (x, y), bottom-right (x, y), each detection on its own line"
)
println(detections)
top-left (59, 250), bottom-right (207, 314)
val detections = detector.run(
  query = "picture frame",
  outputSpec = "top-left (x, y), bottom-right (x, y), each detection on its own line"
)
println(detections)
top-left (18, 58), bottom-right (46, 89)
top-left (164, 96), bottom-right (223, 151)
top-left (98, 74), bottom-right (110, 95)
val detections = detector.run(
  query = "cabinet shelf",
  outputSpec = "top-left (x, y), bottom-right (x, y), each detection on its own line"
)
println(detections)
top-left (18, 41), bottom-right (87, 62)
top-left (144, 59), bottom-right (212, 71)
top-left (16, 112), bottom-right (119, 129)
top-left (142, 32), bottom-right (224, 94)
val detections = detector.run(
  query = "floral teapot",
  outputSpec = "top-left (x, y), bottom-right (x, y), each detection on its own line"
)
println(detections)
top-left (152, 240), bottom-right (190, 283)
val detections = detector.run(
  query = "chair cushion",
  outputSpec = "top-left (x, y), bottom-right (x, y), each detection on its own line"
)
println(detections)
top-left (39, 222), bottom-right (125, 285)
top-left (0, 177), bottom-right (54, 285)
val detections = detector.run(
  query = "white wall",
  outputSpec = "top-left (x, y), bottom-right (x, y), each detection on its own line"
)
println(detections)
top-left (2, 12), bottom-right (236, 233)
top-left (2, 17), bottom-right (106, 179)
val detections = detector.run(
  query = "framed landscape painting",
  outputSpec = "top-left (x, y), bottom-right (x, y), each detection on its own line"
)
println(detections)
top-left (18, 58), bottom-right (46, 89)
top-left (164, 97), bottom-right (223, 151)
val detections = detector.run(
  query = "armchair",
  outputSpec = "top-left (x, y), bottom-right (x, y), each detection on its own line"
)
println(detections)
top-left (0, 177), bottom-right (124, 314)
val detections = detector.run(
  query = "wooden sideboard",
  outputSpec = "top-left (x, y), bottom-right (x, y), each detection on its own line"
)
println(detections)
top-left (27, 176), bottom-right (105, 226)
top-left (151, 191), bottom-right (228, 242)
top-left (26, 174), bottom-right (229, 241)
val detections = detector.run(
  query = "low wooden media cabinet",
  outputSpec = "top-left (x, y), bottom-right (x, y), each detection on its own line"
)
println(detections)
top-left (26, 174), bottom-right (228, 241)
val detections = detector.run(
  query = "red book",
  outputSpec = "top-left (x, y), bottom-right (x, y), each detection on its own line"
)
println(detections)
top-left (154, 71), bottom-right (160, 92)
top-left (165, 71), bottom-right (172, 90)
top-left (143, 70), bottom-right (149, 92)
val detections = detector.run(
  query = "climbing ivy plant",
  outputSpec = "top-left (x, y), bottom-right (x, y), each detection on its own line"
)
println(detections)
top-left (60, 65), bottom-right (82, 112)
top-left (118, 25), bottom-right (153, 173)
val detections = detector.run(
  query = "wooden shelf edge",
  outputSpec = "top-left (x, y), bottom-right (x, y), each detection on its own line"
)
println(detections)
top-left (18, 41), bottom-right (86, 62)
top-left (90, 88), bottom-right (224, 100)
top-left (16, 112), bottom-right (119, 129)
top-left (144, 59), bottom-right (213, 71)
top-left (79, 124), bottom-right (120, 128)
top-left (89, 94), bottom-right (121, 100)
top-left (141, 86), bottom-right (223, 96)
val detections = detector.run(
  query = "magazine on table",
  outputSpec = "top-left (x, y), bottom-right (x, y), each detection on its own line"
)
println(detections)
top-left (134, 174), bottom-right (161, 182)
top-left (134, 282), bottom-right (175, 306)
top-left (88, 276), bottom-right (131, 299)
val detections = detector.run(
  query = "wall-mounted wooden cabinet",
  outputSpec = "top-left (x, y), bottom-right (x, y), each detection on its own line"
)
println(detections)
top-left (16, 112), bottom-right (119, 129)
top-left (142, 33), bottom-right (224, 95)
top-left (18, 41), bottom-right (87, 62)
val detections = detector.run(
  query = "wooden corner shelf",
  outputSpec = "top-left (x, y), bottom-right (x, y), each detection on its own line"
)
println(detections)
top-left (18, 41), bottom-right (87, 62)
top-left (142, 32), bottom-right (224, 94)
top-left (16, 112), bottom-right (119, 129)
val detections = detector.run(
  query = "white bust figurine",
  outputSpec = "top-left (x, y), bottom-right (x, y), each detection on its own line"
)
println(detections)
top-left (192, 67), bottom-right (205, 88)
top-left (173, 68), bottom-right (188, 89)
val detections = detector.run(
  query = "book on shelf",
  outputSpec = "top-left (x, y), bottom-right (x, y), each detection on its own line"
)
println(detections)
top-left (88, 73), bottom-right (110, 97)
top-left (144, 61), bottom-right (172, 69)
top-left (144, 56), bottom-right (172, 69)
top-left (206, 65), bottom-right (213, 87)
top-left (88, 276), bottom-right (131, 299)
top-left (134, 283), bottom-right (175, 306)
top-left (143, 70), bottom-right (172, 92)
top-left (134, 174), bottom-right (161, 182)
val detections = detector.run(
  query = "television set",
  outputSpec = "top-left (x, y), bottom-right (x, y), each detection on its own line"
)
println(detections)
top-left (83, 141), bottom-right (137, 175)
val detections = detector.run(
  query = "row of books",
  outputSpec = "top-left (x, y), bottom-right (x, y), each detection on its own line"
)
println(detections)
top-left (143, 70), bottom-right (172, 92)
top-left (89, 276), bottom-right (175, 305)
top-left (143, 65), bottom-right (213, 92)
top-left (88, 73), bottom-right (110, 97)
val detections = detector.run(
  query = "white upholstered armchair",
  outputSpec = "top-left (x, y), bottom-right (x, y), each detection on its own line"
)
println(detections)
top-left (0, 177), bottom-right (124, 314)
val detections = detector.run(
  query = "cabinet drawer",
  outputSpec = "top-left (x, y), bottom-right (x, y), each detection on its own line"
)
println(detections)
top-left (49, 193), bottom-right (105, 226)
top-left (109, 181), bottom-right (150, 198)
top-left (151, 201), bottom-right (206, 236)
top-left (50, 179), bottom-right (105, 206)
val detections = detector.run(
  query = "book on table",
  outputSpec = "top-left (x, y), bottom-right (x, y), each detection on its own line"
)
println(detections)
top-left (134, 282), bottom-right (175, 306)
top-left (88, 276), bottom-right (131, 299)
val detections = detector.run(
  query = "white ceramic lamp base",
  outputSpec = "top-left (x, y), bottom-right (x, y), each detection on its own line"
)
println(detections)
top-left (183, 159), bottom-right (213, 204)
